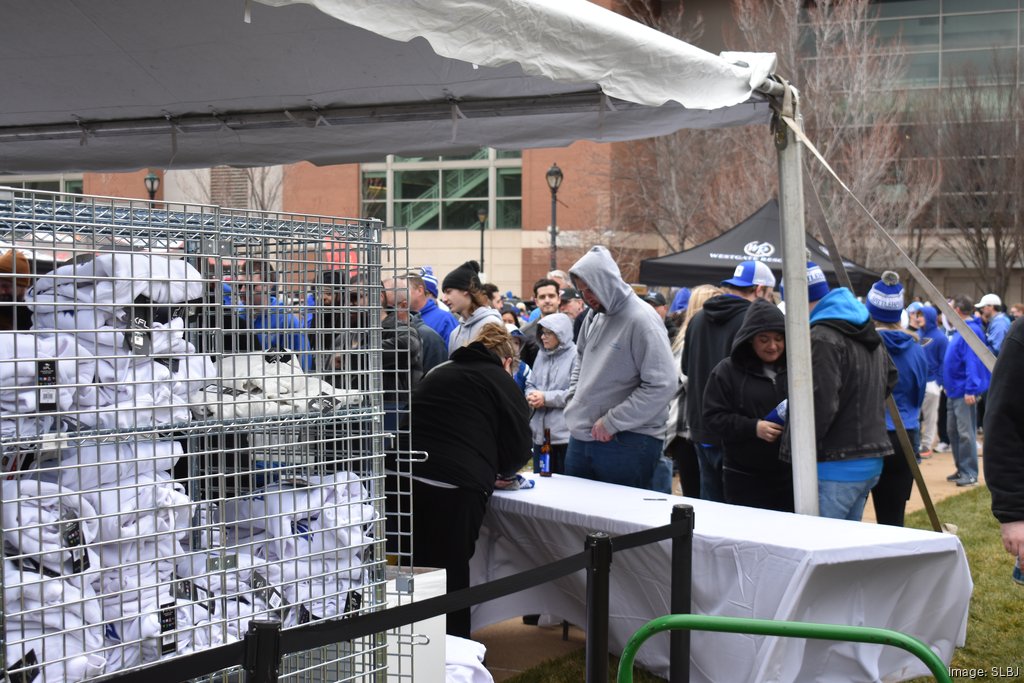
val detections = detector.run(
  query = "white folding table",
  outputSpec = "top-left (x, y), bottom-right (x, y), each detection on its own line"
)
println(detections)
top-left (469, 475), bottom-right (971, 682)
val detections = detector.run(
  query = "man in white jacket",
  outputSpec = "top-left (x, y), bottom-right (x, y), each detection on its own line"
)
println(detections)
top-left (563, 246), bottom-right (677, 488)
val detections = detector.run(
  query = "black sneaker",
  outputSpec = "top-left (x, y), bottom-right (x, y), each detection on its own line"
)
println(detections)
top-left (955, 476), bottom-right (978, 487)
top-left (946, 472), bottom-right (960, 482)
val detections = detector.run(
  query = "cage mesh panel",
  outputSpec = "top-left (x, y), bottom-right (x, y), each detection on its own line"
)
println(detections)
top-left (0, 187), bottom-right (413, 682)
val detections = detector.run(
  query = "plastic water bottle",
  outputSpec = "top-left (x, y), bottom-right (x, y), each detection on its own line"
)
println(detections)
top-left (1014, 558), bottom-right (1024, 586)
top-left (765, 399), bottom-right (788, 426)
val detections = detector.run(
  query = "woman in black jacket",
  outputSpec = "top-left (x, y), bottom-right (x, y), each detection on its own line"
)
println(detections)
top-left (702, 299), bottom-right (793, 512)
top-left (388, 322), bottom-right (531, 637)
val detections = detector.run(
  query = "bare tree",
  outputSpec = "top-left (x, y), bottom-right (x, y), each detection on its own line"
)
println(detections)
top-left (606, 0), bottom-right (939, 280)
top-left (926, 56), bottom-right (1024, 300)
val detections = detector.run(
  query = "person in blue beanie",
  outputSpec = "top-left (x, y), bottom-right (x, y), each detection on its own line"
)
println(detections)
top-left (780, 262), bottom-right (897, 520)
top-left (408, 267), bottom-right (458, 350)
top-left (866, 272), bottom-right (927, 526)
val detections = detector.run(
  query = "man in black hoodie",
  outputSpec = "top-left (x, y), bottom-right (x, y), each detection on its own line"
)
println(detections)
top-left (682, 260), bottom-right (776, 502)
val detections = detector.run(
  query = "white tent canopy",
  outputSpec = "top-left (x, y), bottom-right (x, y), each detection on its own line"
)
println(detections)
top-left (0, 0), bottom-right (776, 172)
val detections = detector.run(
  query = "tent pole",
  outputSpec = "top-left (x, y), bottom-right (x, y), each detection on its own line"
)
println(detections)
top-left (774, 88), bottom-right (819, 516)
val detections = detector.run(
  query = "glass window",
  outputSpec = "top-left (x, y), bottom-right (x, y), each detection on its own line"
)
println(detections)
top-left (395, 201), bottom-right (439, 230)
top-left (943, 48), bottom-right (1017, 83)
top-left (442, 168), bottom-right (488, 198)
top-left (497, 168), bottom-right (521, 197)
top-left (942, 13), bottom-right (1017, 50)
top-left (944, 0), bottom-right (1017, 12)
top-left (876, 17), bottom-right (940, 50)
top-left (496, 199), bottom-right (522, 230)
top-left (495, 150), bottom-right (522, 159)
top-left (395, 170), bottom-right (438, 201)
top-left (362, 172), bottom-right (386, 201)
top-left (361, 149), bottom-right (522, 231)
top-left (443, 201), bottom-right (486, 230)
top-left (872, 0), bottom-right (940, 19)
top-left (902, 51), bottom-right (941, 86)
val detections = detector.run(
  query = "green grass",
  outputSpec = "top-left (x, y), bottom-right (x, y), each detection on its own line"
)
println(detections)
top-left (904, 486), bottom-right (1024, 682)
top-left (506, 486), bottom-right (1022, 682)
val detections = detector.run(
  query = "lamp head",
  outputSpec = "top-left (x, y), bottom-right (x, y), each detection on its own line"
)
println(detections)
top-left (546, 163), bottom-right (563, 192)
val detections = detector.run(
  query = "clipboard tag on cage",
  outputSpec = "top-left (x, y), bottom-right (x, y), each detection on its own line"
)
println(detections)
top-left (343, 590), bottom-right (362, 615)
top-left (126, 316), bottom-right (153, 355)
top-left (61, 510), bottom-right (89, 573)
top-left (159, 602), bottom-right (177, 655)
top-left (177, 578), bottom-right (215, 614)
top-left (7, 648), bottom-right (40, 683)
top-left (251, 570), bottom-right (283, 611)
top-left (297, 604), bottom-right (320, 624)
top-left (37, 360), bottom-right (58, 412)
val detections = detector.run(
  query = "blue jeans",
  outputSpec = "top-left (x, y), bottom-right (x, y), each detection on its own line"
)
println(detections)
top-left (565, 432), bottom-right (663, 490)
top-left (947, 397), bottom-right (978, 480)
top-left (695, 443), bottom-right (725, 503)
top-left (819, 476), bottom-right (880, 521)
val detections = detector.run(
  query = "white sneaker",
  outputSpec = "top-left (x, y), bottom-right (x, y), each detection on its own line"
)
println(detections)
top-left (934, 442), bottom-right (950, 453)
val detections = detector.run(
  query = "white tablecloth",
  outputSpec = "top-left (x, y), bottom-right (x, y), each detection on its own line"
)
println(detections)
top-left (469, 475), bottom-right (971, 682)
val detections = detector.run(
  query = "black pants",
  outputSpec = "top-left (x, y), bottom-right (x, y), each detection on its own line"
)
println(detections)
top-left (409, 480), bottom-right (488, 638)
top-left (871, 429), bottom-right (918, 527)
top-left (937, 391), bottom-right (949, 445)
top-left (666, 436), bottom-right (701, 499)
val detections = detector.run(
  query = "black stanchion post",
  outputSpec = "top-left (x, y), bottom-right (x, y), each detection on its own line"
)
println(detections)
top-left (670, 504), bottom-right (694, 683)
top-left (244, 618), bottom-right (282, 683)
top-left (585, 531), bottom-right (612, 683)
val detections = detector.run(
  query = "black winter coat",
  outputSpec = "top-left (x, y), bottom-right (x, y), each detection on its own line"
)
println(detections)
top-left (984, 317), bottom-right (1024, 524)
top-left (682, 294), bottom-right (751, 445)
top-left (405, 342), bottom-right (531, 495)
top-left (782, 319), bottom-right (897, 463)
top-left (703, 299), bottom-right (793, 512)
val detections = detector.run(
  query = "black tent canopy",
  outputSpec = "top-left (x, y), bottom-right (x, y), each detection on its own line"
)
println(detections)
top-left (638, 200), bottom-right (878, 294)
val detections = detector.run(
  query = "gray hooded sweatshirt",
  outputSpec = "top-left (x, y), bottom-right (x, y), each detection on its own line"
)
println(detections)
top-left (564, 246), bottom-right (677, 440)
top-left (447, 305), bottom-right (503, 355)
top-left (525, 312), bottom-right (577, 445)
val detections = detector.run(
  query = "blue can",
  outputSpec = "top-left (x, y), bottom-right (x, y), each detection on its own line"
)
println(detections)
top-left (1014, 558), bottom-right (1024, 586)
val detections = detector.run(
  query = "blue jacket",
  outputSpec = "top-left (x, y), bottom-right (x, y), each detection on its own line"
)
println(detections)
top-left (418, 298), bottom-right (458, 350)
top-left (879, 329), bottom-right (927, 431)
top-left (943, 317), bottom-right (991, 398)
top-left (239, 297), bottom-right (313, 372)
top-left (987, 311), bottom-right (1012, 355)
top-left (918, 306), bottom-right (947, 384)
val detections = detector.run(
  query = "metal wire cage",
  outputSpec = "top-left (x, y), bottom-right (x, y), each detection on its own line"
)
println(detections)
top-left (0, 187), bottom-right (414, 682)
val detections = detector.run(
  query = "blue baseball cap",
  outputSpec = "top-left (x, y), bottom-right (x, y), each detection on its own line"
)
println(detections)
top-left (721, 260), bottom-right (776, 289)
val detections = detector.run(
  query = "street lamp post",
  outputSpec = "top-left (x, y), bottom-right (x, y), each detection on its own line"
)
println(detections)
top-left (476, 207), bottom-right (488, 276)
top-left (143, 171), bottom-right (160, 202)
top-left (546, 163), bottom-right (563, 271)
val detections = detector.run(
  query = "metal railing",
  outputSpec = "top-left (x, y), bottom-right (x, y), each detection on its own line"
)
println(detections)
top-left (616, 614), bottom-right (953, 683)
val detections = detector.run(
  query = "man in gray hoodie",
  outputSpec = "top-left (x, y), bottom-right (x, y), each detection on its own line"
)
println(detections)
top-left (563, 246), bottom-right (677, 488)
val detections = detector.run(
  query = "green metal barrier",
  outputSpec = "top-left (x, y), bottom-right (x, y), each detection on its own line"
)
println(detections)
top-left (616, 614), bottom-right (953, 683)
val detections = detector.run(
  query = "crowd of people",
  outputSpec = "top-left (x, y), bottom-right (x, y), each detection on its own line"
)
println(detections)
top-left (5, 243), bottom-right (1021, 638)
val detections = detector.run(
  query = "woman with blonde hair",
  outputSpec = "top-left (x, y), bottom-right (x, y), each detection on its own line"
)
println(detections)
top-left (665, 285), bottom-right (722, 498)
top-left (387, 322), bottom-right (530, 637)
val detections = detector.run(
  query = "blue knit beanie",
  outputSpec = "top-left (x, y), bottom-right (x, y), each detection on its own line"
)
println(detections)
top-left (420, 265), bottom-right (439, 298)
top-left (805, 261), bottom-right (830, 302)
top-left (866, 271), bottom-right (904, 323)
top-left (780, 261), bottom-right (830, 302)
